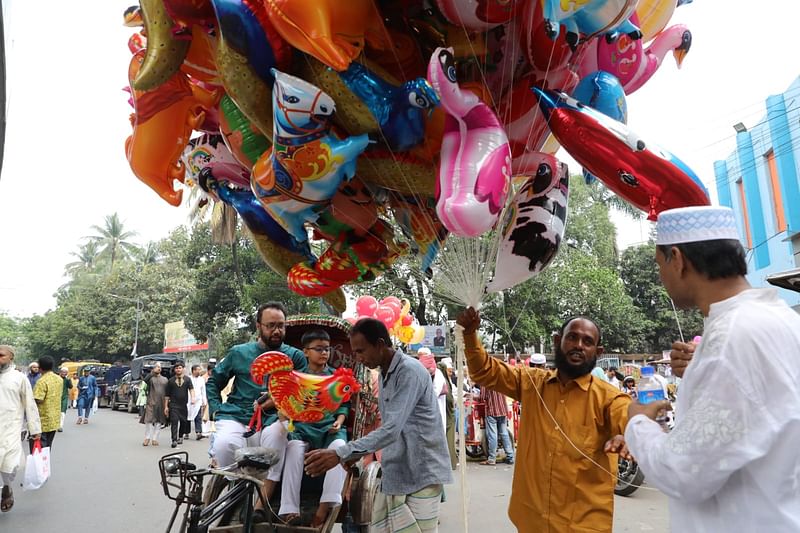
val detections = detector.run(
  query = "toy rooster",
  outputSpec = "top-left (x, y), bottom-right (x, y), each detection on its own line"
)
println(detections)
top-left (249, 352), bottom-right (360, 431)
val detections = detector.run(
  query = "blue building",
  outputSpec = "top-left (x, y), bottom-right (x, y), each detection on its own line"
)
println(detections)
top-left (713, 76), bottom-right (800, 311)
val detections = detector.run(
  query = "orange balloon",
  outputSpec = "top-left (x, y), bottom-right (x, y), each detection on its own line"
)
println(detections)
top-left (180, 27), bottom-right (221, 86)
top-left (263, 0), bottom-right (390, 71)
top-left (125, 50), bottom-right (219, 206)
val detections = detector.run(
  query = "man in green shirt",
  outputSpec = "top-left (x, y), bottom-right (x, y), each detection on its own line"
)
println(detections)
top-left (206, 301), bottom-right (306, 503)
top-left (32, 356), bottom-right (63, 451)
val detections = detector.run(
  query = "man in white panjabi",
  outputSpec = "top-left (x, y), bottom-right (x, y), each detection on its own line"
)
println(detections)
top-left (625, 206), bottom-right (800, 532)
top-left (0, 345), bottom-right (42, 513)
top-left (187, 364), bottom-right (207, 440)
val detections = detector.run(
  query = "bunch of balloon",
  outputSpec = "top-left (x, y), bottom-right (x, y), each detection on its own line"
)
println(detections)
top-left (351, 295), bottom-right (425, 344)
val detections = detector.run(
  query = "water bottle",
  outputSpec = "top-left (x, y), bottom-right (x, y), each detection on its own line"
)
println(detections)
top-left (638, 366), bottom-right (667, 423)
top-left (637, 366), bottom-right (665, 404)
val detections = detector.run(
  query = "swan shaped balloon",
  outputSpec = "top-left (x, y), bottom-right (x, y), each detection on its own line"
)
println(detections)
top-left (427, 47), bottom-right (511, 237)
top-left (579, 23), bottom-right (692, 94)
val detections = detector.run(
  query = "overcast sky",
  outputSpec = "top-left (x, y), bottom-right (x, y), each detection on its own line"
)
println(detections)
top-left (1, 0), bottom-right (798, 317)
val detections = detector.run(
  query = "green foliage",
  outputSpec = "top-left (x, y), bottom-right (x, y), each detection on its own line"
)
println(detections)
top-left (180, 222), bottom-right (317, 344)
top-left (482, 248), bottom-right (647, 354)
top-left (562, 177), bottom-right (620, 269)
top-left (619, 242), bottom-right (704, 352)
top-left (467, 175), bottom-right (647, 354)
top-left (0, 313), bottom-right (24, 359)
top-left (87, 213), bottom-right (140, 272)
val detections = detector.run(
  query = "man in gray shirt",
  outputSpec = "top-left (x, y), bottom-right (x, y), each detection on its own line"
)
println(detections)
top-left (305, 318), bottom-right (453, 532)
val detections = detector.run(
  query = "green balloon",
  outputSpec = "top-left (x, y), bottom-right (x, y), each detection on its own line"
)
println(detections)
top-left (219, 95), bottom-right (271, 168)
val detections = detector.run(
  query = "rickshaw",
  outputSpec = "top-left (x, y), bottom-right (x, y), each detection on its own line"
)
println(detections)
top-left (462, 389), bottom-right (518, 460)
top-left (158, 314), bottom-right (382, 533)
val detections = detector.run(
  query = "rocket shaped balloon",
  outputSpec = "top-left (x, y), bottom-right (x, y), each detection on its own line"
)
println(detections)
top-left (532, 87), bottom-right (709, 220)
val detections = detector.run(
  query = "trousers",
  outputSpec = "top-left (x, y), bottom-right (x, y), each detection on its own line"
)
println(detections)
top-left (485, 415), bottom-right (514, 462)
top-left (169, 408), bottom-right (190, 443)
top-left (212, 419), bottom-right (289, 482)
top-left (278, 439), bottom-right (347, 515)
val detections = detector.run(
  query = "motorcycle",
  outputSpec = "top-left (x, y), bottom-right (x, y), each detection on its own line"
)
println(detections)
top-left (615, 400), bottom-right (675, 496)
top-left (615, 456), bottom-right (645, 496)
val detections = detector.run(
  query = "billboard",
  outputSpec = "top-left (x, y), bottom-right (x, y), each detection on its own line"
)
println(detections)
top-left (416, 325), bottom-right (448, 355)
top-left (163, 320), bottom-right (208, 353)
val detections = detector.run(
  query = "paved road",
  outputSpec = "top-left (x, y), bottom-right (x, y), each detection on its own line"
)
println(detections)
top-left (0, 409), bottom-right (669, 532)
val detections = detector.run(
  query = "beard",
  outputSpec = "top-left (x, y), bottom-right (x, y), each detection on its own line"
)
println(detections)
top-left (261, 332), bottom-right (284, 350)
top-left (554, 345), bottom-right (596, 379)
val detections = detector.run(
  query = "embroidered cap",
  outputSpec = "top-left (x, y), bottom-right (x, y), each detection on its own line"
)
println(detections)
top-left (655, 206), bottom-right (740, 245)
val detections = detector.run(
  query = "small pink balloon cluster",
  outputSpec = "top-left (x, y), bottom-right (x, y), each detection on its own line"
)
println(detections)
top-left (349, 295), bottom-right (426, 344)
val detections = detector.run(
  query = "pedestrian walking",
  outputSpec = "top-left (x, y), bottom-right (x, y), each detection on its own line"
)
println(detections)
top-left (305, 318), bottom-right (453, 532)
top-left (479, 385), bottom-right (515, 466)
top-left (187, 364), bottom-right (207, 440)
top-left (76, 368), bottom-right (97, 424)
top-left (69, 373), bottom-right (78, 408)
top-left (456, 308), bottom-right (631, 532)
top-left (31, 356), bottom-right (63, 452)
top-left (142, 363), bottom-right (168, 446)
top-left (437, 362), bottom-right (457, 470)
top-left (164, 361), bottom-right (195, 448)
top-left (27, 362), bottom-right (41, 389)
top-left (58, 367), bottom-right (72, 432)
top-left (625, 205), bottom-right (800, 531)
top-left (0, 345), bottom-right (41, 513)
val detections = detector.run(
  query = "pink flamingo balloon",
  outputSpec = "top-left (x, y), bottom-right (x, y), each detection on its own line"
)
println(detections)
top-left (427, 47), bottom-right (511, 237)
top-left (579, 23), bottom-right (692, 94)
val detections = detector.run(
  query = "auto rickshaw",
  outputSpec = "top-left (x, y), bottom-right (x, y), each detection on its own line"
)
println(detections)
top-left (159, 314), bottom-right (382, 533)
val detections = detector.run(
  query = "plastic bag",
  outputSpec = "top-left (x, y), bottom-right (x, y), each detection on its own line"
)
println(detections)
top-left (92, 396), bottom-right (98, 414)
top-left (23, 441), bottom-right (51, 491)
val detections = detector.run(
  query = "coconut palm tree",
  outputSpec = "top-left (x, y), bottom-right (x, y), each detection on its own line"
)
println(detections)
top-left (134, 241), bottom-right (161, 265)
top-left (87, 213), bottom-right (140, 272)
top-left (65, 240), bottom-right (103, 277)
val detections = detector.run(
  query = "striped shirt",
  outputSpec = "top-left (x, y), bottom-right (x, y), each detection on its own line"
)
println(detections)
top-left (480, 386), bottom-right (508, 417)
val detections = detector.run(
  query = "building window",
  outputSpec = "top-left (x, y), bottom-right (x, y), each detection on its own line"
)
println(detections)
top-left (765, 150), bottom-right (787, 232)
top-left (737, 178), bottom-right (753, 248)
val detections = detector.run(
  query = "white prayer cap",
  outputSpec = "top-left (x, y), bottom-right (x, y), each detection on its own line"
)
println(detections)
top-left (417, 347), bottom-right (432, 356)
top-left (656, 206), bottom-right (739, 246)
top-left (530, 353), bottom-right (547, 365)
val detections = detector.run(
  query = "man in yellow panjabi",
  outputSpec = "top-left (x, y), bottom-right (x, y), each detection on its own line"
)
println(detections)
top-left (457, 308), bottom-right (632, 533)
top-left (32, 356), bottom-right (64, 452)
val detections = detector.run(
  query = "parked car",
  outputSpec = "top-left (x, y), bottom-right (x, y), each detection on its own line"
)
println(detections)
top-left (110, 354), bottom-right (183, 414)
top-left (110, 370), bottom-right (140, 413)
top-left (130, 353), bottom-right (182, 381)
top-left (99, 364), bottom-right (130, 408)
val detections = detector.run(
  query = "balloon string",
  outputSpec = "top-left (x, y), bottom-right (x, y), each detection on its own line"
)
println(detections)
top-left (454, 325), bottom-right (470, 531)
top-left (669, 298), bottom-right (685, 343)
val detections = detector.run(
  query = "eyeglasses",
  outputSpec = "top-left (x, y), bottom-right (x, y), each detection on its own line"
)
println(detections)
top-left (260, 322), bottom-right (286, 331)
top-left (306, 346), bottom-right (331, 353)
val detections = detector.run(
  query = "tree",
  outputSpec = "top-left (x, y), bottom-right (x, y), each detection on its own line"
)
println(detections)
top-left (135, 241), bottom-right (161, 265)
top-left (473, 174), bottom-right (648, 353)
top-left (22, 259), bottom-right (193, 361)
top-left (619, 242), bottom-right (704, 353)
top-left (562, 177), bottom-right (620, 270)
top-left (481, 247), bottom-right (648, 354)
top-left (88, 213), bottom-right (140, 272)
top-left (65, 240), bottom-right (103, 277)
top-left (0, 312), bottom-right (22, 347)
top-left (180, 222), bottom-right (317, 343)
